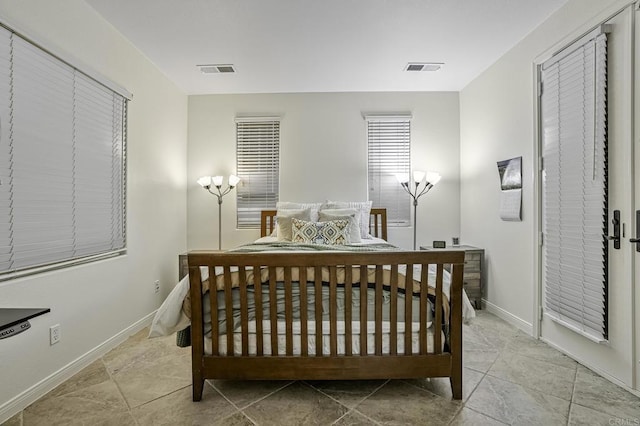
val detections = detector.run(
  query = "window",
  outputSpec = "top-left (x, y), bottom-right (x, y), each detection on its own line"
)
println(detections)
top-left (366, 115), bottom-right (411, 226)
top-left (235, 117), bottom-right (280, 229)
top-left (540, 28), bottom-right (608, 341)
top-left (0, 25), bottom-right (128, 279)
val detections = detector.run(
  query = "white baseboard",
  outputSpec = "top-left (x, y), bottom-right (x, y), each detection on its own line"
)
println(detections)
top-left (482, 299), bottom-right (533, 335)
top-left (0, 311), bottom-right (156, 424)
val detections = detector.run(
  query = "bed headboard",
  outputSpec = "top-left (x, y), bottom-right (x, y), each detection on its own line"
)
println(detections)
top-left (260, 208), bottom-right (388, 241)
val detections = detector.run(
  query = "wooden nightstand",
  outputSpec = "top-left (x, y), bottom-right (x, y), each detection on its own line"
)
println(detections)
top-left (179, 253), bottom-right (188, 280)
top-left (420, 245), bottom-right (484, 309)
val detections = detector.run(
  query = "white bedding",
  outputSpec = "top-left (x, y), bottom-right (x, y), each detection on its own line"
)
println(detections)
top-left (149, 239), bottom-right (476, 339)
top-left (150, 274), bottom-right (476, 342)
top-left (208, 320), bottom-right (444, 356)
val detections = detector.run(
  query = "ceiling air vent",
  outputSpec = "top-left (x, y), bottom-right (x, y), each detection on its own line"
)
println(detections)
top-left (199, 64), bottom-right (236, 74)
top-left (405, 63), bottom-right (443, 72)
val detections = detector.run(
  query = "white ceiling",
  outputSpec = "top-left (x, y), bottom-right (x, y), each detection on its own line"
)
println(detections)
top-left (86, 0), bottom-right (568, 95)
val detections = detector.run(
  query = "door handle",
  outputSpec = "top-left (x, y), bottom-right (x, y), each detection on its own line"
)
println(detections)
top-left (631, 210), bottom-right (640, 252)
top-left (608, 210), bottom-right (621, 249)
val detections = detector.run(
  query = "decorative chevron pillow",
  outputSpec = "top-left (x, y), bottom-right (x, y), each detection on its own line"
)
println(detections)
top-left (291, 218), bottom-right (350, 245)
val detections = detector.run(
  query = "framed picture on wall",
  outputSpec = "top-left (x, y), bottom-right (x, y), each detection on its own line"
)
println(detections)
top-left (497, 156), bottom-right (522, 221)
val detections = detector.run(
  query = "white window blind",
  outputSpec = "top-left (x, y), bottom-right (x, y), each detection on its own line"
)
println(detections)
top-left (236, 118), bottom-right (280, 229)
top-left (0, 25), bottom-right (127, 278)
top-left (367, 116), bottom-right (411, 226)
top-left (541, 29), bottom-right (608, 342)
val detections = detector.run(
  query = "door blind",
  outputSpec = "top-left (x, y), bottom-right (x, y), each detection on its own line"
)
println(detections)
top-left (0, 26), bottom-right (127, 278)
top-left (367, 116), bottom-right (411, 226)
top-left (236, 118), bottom-right (280, 229)
top-left (541, 30), bottom-right (608, 342)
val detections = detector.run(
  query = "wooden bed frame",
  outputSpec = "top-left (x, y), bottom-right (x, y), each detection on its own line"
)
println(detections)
top-left (187, 208), bottom-right (464, 401)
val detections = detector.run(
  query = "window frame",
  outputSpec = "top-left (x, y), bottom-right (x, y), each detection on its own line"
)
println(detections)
top-left (0, 21), bottom-right (129, 282)
top-left (235, 116), bottom-right (281, 229)
top-left (365, 114), bottom-right (412, 227)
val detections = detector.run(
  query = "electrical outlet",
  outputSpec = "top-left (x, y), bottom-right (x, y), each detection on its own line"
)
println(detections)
top-left (49, 324), bottom-right (61, 345)
top-left (154, 280), bottom-right (160, 294)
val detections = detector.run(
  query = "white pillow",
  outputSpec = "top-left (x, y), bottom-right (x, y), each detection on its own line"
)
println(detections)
top-left (318, 208), bottom-right (362, 243)
top-left (276, 208), bottom-right (312, 241)
top-left (322, 200), bottom-right (373, 239)
top-left (276, 202), bottom-right (322, 222)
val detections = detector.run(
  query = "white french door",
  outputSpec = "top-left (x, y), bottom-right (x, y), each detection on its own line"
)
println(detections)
top-left (538, 5), bottom-right (635, 389)
top-left (634, 2), bottom-right (640, 392)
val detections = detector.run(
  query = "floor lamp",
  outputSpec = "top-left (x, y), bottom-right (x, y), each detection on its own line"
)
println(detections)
top-left (197, 174), bottom-right (241, 250)
top-left (396, 171), bottom-right (442, 250)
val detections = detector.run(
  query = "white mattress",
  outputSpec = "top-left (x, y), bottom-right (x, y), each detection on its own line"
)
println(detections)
top-left (149, 270), bottom-right (476, 340)
top-left (205, 320), bottom-right (443, 356)
top-left (148, 238), bottom-right (477, 340)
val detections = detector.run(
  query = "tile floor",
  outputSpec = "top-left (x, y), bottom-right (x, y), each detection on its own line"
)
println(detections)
top-left (4, 311), bottom-right (640, 425)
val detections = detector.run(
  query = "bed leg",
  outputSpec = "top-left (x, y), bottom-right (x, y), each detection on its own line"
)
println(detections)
top-left (450, 332), bottom-right (463, 399)
top-left (192, 373), bottom-right (204, 401)
top-left (449, 333), bottom-right (463, 399)
top-left (450, 372), bottom-right (462, 400)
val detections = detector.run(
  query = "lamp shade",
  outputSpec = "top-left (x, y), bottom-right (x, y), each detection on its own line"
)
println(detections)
top-left (197, 176), bottom-right (212, 187)
top-left (228, 174), bottom-right (241, 187)
top-left (426, 171), bottom-right (442, 185)
top-left (413, 170), bottom-right (426, 184)
top-left (212, 175), bottom-right (224, 187)
top-left (395, 173), bottom-right (410, 184)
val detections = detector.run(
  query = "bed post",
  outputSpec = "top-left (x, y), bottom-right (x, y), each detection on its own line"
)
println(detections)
top-left (188, 257), bottom-right (206, 401)
top-left (449, 257), bottom-right (464, 400)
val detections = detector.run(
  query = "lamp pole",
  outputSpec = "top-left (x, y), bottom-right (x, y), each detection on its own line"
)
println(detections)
top-left (218, 197), bottom-right (223, 250)
top-left (413, 198), bottom-right (419, 252)
top-left (197, 175), bottom-right (240, 250)
top-left (397, 171), bottom-right (441, 250)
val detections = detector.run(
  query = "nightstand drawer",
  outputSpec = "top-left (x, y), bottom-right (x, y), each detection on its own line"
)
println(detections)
top-left (179, 253), bottom-right (188, 280)
top-left (463, 260), bottom-right (480, 272)
top-left (463, 278), bottom-right (480, 287)
top-left (464, 271), bottom-right (481, 280)
top-left (465, 252), bottom-right (483, 261)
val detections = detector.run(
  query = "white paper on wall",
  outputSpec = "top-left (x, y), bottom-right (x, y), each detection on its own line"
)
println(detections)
top-left (499, 188), bottom-right (522, 221)
top-left (497, 157), bottom-right (522, 221)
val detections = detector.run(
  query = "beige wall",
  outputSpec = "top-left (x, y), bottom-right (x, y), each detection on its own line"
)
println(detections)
top-left (187, 92), bottom-right (461, 250)
top-left (460, 0), bottom-right (637, 388)
top-left (0, 0), bottom-right (188, 420)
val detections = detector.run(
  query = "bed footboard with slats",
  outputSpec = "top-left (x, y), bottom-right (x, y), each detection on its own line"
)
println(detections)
top-left (188, 250), bottom-right (464, 401)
